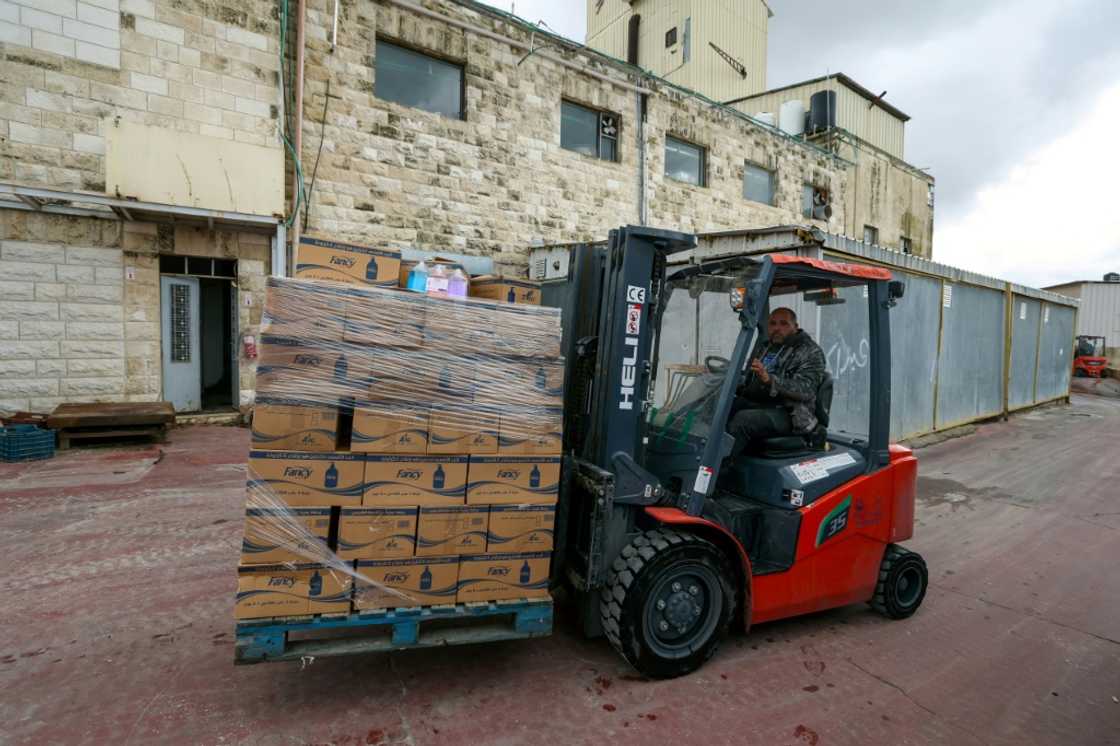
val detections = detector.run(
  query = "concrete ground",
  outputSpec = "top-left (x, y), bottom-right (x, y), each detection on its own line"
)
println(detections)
top-left (2, 396), bottom-right (1118, 746)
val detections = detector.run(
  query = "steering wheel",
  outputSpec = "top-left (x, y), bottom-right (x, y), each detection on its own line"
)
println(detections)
top-left (704, 355), bottom-right (730, 374)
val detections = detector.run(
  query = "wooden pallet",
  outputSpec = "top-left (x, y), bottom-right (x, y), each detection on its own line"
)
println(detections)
top-left (47, 402), bottom-right (175, 450)
top-left (235, 599), bottom-right (553, 664)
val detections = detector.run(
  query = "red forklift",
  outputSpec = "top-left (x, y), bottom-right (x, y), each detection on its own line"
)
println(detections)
top-left (1073, 335), bottom-right (1108, 378)
top-left (546, 226), bottom-right (927, 678)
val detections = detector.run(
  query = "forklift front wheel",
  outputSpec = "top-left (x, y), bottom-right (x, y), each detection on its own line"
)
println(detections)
top-left (870, 544), bottom-right (928, 620)
top-left (601, 530), bottom-right (736, 679)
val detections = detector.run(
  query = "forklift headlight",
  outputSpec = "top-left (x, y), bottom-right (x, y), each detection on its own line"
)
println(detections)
top-left (729, 287), bottom-right (745, 311)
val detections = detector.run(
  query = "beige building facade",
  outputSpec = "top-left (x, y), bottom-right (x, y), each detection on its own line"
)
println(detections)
top-left (0, 0), bottom-right (922, 414)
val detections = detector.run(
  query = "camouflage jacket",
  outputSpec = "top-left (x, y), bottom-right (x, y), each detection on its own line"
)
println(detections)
top-left (740, 329), bottom-right (827, 433)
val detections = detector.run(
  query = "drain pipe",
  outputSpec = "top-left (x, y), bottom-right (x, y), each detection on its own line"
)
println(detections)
top-left (289, 0), bottom-right (306, 273)
top-left (636, 91), bottom-right (647, 225)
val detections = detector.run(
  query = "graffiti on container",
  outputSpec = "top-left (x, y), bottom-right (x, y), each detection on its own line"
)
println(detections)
top-left (826, 334), bottom-right (870, 379)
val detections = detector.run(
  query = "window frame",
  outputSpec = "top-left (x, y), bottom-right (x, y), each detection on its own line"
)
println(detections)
top-left (802, 183), bottom-right (830, 220)
top-left (900, 237), bottom-right (913, 255)
top-left (742, 161), bottom-right (776, 206)
top-left (374, 37), bottom-right (467, 121)
top-left (665, 135), bottom-right (707, 187)
top-left (560, 99), bottom-right (621, 163)
top-left (665, 27), bottom-right (678, 47)
top-left (863, 225), bottom-right (879, 245)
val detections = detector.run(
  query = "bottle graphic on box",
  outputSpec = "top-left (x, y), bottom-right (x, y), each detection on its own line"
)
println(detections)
top-left (507, 286), bottom-right (516, 303)
top-left (309, 570), bottom-right (323, 597)
top-left (433, 464), bottom-right (446, 489)
top-left (519, 560), bottom-right (531, 585)
top-left (334, 353), bottom-right (348, 383)
top-left (529, 464), bottom-right (540, 488)
top-left (535, 367), bottom-right (547, 389)
top-left (420, 565), bottom-right (433, 590)
top-left (325, 463), bottom-right (339, 488)
top-left (365, 255), bottom-right (379, 281)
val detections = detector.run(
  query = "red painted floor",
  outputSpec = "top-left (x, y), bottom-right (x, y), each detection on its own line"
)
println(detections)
top-left (2, 398), bottom-right (1118, 745)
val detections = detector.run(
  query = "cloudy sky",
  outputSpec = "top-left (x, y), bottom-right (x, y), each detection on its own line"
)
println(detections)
top-left (482, 0), bottom-right (1120, 288)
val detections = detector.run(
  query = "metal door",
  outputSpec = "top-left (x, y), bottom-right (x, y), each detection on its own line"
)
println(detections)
top-left (161, 276), bottom-right (201, 412)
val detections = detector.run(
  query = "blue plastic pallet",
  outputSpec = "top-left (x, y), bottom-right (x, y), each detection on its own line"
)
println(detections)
top-left (0, 425), bottom-right (55, 462)
top-left (235, 598), bottom-right (553, 664)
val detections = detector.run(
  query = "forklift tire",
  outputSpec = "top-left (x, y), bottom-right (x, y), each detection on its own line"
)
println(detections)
top-left (870, 544), bottom-right (928, 620)
top-left (600, 529), bottom-right (736, 679)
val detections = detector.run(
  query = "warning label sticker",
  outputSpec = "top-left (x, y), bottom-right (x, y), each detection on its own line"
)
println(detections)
top-left (694, 466), bottom-right (713, 494)
top-left (626, 304), bottom-right (642, 335)
top-left (789, 460), bottom-right (829, 485)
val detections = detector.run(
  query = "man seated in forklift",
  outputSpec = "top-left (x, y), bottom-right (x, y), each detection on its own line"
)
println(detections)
top-left (728, 307), bottom-right (827, 454)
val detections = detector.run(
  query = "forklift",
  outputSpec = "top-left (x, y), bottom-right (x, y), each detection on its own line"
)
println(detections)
top-left (545, 226), bottom-right (928, 678)
top-left (1073, 335), bottom-right (1108, 378)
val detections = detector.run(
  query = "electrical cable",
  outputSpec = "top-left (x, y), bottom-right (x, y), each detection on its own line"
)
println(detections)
top-left (303, 78), bottom-right (331, 230)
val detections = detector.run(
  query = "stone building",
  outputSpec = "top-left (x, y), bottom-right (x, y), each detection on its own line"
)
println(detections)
top-left (0, 0), bottom-right (929, 415)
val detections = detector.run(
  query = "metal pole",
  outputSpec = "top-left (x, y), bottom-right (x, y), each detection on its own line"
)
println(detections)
top-left (290, 0), bottom-right (306, 273)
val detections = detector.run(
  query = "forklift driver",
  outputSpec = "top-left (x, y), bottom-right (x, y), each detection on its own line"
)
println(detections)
top-left (727, 307), bottom-right (827, 455)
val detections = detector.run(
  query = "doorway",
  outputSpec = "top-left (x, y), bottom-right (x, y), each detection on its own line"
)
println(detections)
top-left (160, 256), bottom-right (238, 413)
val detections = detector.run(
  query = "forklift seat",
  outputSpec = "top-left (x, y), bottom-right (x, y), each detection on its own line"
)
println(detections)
top-left (759, 372), bottom-right (833, 455)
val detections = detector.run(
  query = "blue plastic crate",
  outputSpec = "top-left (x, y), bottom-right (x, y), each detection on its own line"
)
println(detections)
top-left (0, 424), bottom-right (56, 462)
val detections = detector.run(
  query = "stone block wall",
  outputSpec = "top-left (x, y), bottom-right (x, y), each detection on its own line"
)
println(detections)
top-left (0, 0), bottom-right (282, 194)
top-left (0, 211), bottom-right (269, 412)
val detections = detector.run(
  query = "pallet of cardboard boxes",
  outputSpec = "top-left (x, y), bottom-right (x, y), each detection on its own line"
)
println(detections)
top-left (235, 236), bottom-right (560, 622)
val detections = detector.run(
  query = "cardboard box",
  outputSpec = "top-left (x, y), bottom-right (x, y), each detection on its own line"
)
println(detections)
top-left (337, 507), bottom-right (417, 560)
top-left (295, 235), bottom-right (401, 287)
top-left (342, 288), bottom-right (425, 348)
top-left (262, 277), bottom-right (345, 341)
top-left (363, 455), bottom-right (468, 507)
top-left (235, 563), bottom-right (353, 620)
top-left (241, 507), bottom-right (332, 564)
top-left (486, 504), bottom-right (555, 553)
top-left (421, 297), bottom-right (499, 355)
top-left (467, 456), bottom-right (562, 505)
top-left (247, 450), bottom-right (365, 507)
top-left (354, 556), bottom-right (459, 609)
top-left (475, 357), bottom-right (564, 407)
top-left (256, 337), bottom-right (370, 398)
top-left (456, 552), bottom-right (552, 603)
top-left (469, 276), bottom-right (541, 305)
top-left (416, 506), bottom-right (489, 556)
top-left (251, 398), bottom-right (339, 452)
top-left (497, 407), bottom-right (563, 455)
top-left (428, 405), bottom-right (499, 454)
top-left (352, 403), bottom-right (431, 454)
top-left (367, 350), bottom-right (476, 405)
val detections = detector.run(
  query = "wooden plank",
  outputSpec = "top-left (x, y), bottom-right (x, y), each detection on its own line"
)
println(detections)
top-left (47, 402), bottom-right (175, 430)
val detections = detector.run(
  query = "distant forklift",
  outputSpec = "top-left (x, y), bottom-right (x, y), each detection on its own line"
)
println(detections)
top-left (545, 226), bottom-right (928, 678)
top-left (1073, 336), bottom-right (1108, 378)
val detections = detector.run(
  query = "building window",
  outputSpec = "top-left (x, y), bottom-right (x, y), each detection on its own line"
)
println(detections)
top-left (802, 184), bottom-right (831, 220)
top-left (375, 39), bottom-right (464, 119)
top-left (900, 237), bottom-right (913, 255)
top-left (743, 163), bottom-right (775, 205)
top-left (561, 101), bottom-right (619, 162)
top-left (863, 225), bottom-right (879, 245)
top-left (665, 136), bottom-right (705, 186)
top-left (665, 27), bottom-right (678, 47)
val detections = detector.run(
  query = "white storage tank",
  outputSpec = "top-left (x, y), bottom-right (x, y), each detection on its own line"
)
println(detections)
top-left (779, 100), bottom-right (806, 136)
top-left (754, 111), bottom-right (775, 127)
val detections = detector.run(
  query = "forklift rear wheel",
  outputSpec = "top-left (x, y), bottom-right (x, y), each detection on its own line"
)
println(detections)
top-left (870, 544), bottom-right (928, 619)
top-left (601, 530), bottom-right (735, 679)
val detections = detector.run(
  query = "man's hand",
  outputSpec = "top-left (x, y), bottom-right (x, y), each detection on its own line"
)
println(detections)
top-left (750, 359), bottom-right (771, 385)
